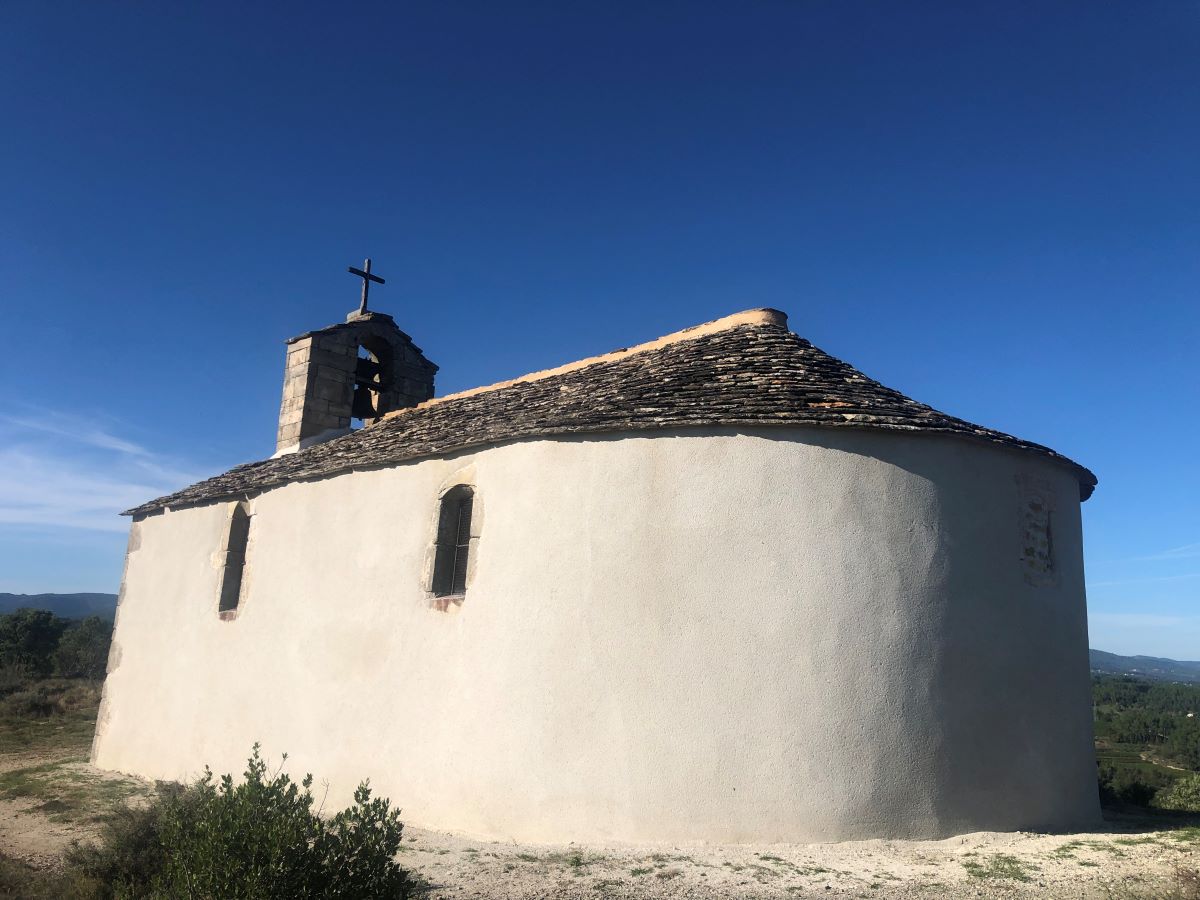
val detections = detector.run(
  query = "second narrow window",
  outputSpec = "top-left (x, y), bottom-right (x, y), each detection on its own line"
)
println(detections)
top-left (432, 486), bottom-right (474, 598)
top-left (219, 502), bottom-right (252, 616)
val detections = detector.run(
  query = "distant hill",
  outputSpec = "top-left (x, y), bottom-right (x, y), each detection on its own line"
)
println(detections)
top-left (0, 593), bottom-right (118, 620)
top-left (1090, 648), bottom-right (1200, 684)
top-left (1, 597), bottom-right (1197, 681)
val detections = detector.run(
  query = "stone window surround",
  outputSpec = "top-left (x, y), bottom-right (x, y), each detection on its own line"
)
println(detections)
top-left (215, 500), bottom-right (255, 621)
top-left (423, 469), bottom-right (483, 613)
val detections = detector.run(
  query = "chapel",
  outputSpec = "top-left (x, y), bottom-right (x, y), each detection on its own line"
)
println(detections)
top-left (93, 274), bottom-right (1099, 843)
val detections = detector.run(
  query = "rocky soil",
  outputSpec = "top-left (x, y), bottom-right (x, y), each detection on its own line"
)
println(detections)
top-left (398, 817), bottom-right (1198, 899)
top-left (0, 739), bottom-right (1194, 898)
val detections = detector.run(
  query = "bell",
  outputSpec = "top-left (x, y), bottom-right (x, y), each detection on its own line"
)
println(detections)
top-left (355, 356), bottom-right (382, 379)
top-left (351, 386), bottom-right (377, 420)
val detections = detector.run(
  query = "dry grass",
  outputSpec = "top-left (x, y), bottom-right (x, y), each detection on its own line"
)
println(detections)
top-left (0, 757), bottom-right (146, 824)
top-left (0, 679), bottom-right (101, 756)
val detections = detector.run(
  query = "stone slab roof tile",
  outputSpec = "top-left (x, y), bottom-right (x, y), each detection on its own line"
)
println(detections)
top-left (126, 310), bottom-right (1096, 517)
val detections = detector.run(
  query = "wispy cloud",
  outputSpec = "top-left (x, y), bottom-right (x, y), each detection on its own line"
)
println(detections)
top-left (1087, 573), bottom-right (1200, 589)
top-left (0, 410), bottom-right (202, 532)
top-left (0, 413), bottom-right (151, 458)
top-left (1128, 542), bottom-right (1200, 563)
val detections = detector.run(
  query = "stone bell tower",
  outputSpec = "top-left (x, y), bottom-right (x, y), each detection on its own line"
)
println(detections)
top-left (275, 260), bottom-right (438, 455)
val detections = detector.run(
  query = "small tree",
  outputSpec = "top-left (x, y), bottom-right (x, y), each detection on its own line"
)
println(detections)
top-left (52, 617), bottom-right (113, 680)
top-left (1157, 773), bottom-right (1200, 813)
top-left (0, 609), bottom-right (68, 677)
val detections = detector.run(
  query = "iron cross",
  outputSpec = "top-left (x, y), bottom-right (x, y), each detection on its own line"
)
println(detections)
top-left (348, 258), bottom-right (385, 314)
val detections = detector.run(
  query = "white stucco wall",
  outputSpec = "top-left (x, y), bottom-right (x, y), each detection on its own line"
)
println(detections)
top-left (92, 426), bottom-right (1098, 843)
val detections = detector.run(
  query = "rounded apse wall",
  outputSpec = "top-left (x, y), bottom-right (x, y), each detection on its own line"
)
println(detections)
top-left (94, 424), bottom-right (1098, 843)
top-left (382, 426), bottom-right (1098, 842)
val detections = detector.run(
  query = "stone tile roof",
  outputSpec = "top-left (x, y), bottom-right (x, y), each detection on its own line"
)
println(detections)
top-left (126, 309), bottom-right (1095, 516)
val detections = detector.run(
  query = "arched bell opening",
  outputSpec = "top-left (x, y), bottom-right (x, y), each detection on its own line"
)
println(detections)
top-left (351, 336), bottom-right (394, 426)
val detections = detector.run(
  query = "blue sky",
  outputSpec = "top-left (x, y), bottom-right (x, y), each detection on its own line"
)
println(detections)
top-left (0, 2), bottom-right (1196, 658)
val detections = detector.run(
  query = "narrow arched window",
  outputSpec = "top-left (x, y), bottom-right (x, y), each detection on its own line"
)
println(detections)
top-left (432, 486), bottom-right (474, 599)
top-left (218, 502), bottom-right (252, 617)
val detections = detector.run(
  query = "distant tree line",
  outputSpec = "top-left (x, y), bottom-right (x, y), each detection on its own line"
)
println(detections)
top-left (1093, 675), bottom-right (1200, 772)
top-left (1093, 674), bottom-right (1200, 809)
top-left (0, 609), bottom-right (112, 681)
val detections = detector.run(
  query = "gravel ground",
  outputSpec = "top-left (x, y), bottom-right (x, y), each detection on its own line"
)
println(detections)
top-left (0, 747), bottom-right (1194, 899)
top-left (400, 816), bottom-right (1199, 899)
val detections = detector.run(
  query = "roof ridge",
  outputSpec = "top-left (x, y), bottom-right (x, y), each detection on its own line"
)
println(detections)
top-left (380, 308), bottom-right (788, 421)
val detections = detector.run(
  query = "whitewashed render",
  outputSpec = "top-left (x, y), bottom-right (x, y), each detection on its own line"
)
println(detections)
top-left (93, 309), bottom-right (1099, 843)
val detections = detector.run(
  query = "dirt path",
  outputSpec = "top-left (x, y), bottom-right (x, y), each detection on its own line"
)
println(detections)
top-left (1141, 750), bottom-right (1192, 773)
top-left (0, 745), bottom-right (1193, 897)
top-left (0, 745), bottom-right (151, 870)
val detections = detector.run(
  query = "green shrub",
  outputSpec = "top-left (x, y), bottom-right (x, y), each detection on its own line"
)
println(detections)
top-left (2, 687), bottom-right (54, 718)
top-left (1097, 761), bottom-right (1176, 807)
top-left (0, 665), bottom-right (29, 698)
top-left (1158, 774), bottom-right (1200, 813)
top-left (65, 784), bottom-right (181, 897)
top-left (53, 618), bottom-right (112, 680)
top-left (68, 745), bottom-right (411, 899)
top-left (0, 610), bottom-right (68, 677)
